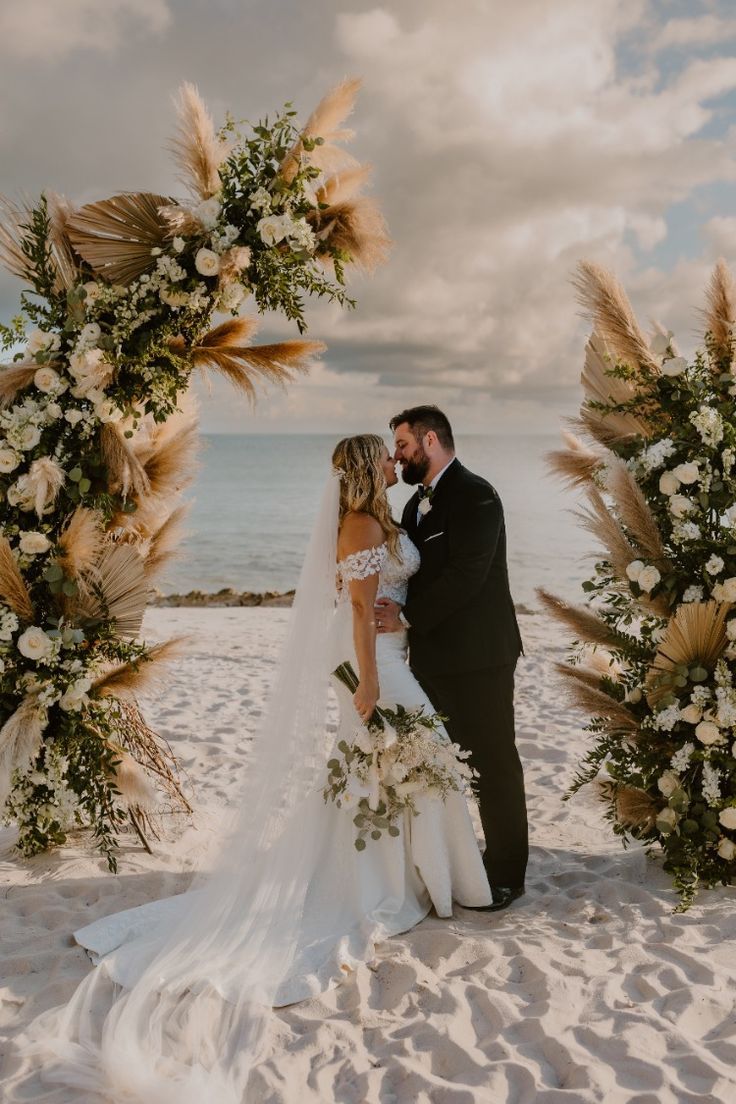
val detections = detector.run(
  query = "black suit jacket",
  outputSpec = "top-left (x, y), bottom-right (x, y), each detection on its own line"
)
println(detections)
top-left (401, 459), bottom-right (523, 676)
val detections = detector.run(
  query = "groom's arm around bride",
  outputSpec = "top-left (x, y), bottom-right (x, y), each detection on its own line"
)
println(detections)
top-left (377, 406), bottom-right (528, 905)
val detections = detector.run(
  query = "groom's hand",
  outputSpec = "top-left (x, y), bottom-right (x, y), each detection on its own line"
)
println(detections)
top-left (375, 597), bottom-right (402, 634)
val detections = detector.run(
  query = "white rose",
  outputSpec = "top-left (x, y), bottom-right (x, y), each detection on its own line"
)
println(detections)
top-left (18, 424), bottom-right (41, 451)
top-left (657, 771), bottom-right (680, 797)
top-left (718, 578), bottom-right (736, 603)
top-left (59, 676), bottom-right (91, 712)
top-left (68, 347), bottom-right (110, 391)
top-left (650, 331), bottom-right (673, 356)
top-left (257, 214), bottom-right (288, 246)
top-left (82, 281), bottom-right (101, 303)
top-left (33, 366), bottom-right (61, 394)
top-left (706, 555), bottom-right (725, 576)
top-left (64, 409), bottom-right (85, 426)
top-left (727, 619), bottom-right (736, 642)
top-left (659, 471), bottom-right (680, 495)
top-left (26, 329), bottom-right (59, 356)
top-left (656, 807), bottom-right (679, 833)
top-left (673, 462), bottom-right (699, 485)
top-left (17, 625), bottom-right (53, 661)
top-left (669, 495), bottom-right (695, 518)
top-left (680, 703), bottom-right (702, 724)
top-left (717, 837), bottom-right (736, 861)
top-left (19, 531), bottom-right (51, 555)
top-left (194, 248), bottom-right (220, 277)
top-left (718, 807), bottom-right (736, 830)
top-left (637, 565), bottom-right (661, 593)
top-left (46, 402), bottom-right (63, 420)
top-left (626, 560), bottom-right (645, 582)
top-left (94, 399), bottom-right (123, 424)
top-left (695, 720), bottom-right (721, 745)
top-left (194, 195), bottom-right (221, 230)
top-left (661, 356), bottom-right (687, 377)
top-left (0, 447), bottom-right (20, 473)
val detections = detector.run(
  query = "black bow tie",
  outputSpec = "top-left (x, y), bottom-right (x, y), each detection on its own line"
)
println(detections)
top-left (417, 485), bottom-right (432, 499)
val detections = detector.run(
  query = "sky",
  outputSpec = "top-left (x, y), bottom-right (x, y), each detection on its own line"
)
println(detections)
top-left (2, 0), bottom-right (736, 436)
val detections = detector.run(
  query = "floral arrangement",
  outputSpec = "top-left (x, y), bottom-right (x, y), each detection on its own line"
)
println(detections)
top-left (541, 260), bottom-right (736, 906)
top-left (324, 661), bottom-right (477, 850)
top-left (0, 79), bottom-right (389, 869)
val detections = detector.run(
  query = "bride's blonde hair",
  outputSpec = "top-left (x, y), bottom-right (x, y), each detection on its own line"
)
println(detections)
top-left (332, 434), bottom-right (402, 559)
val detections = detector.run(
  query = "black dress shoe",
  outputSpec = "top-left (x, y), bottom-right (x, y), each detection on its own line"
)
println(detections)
top-left (463, 885), bottom-right (525, 913)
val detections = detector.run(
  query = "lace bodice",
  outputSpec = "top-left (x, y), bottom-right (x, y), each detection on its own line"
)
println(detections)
top-left (337, 530), bottom-right (420, 606)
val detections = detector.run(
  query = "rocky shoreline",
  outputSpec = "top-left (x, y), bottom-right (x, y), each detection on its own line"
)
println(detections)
top-left (150, 589), bottom-right (537, 614)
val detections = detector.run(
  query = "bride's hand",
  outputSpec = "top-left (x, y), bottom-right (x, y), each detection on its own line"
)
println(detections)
top-left (353, 679), bottom-right (379, 724)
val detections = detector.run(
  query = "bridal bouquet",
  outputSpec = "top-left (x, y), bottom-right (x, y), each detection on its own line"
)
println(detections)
top-left (543, 260), bottom-right (736, 907)
top-left (324, 661), bottom-right (477, 850)
top-left (0, 79), bottom-right (388, 867)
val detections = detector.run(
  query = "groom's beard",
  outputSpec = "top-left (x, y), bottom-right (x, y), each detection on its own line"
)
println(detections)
top-left (400, 448), bottom-right (430, 485)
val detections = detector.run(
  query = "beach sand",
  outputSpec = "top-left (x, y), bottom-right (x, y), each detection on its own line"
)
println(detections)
top-left (2, 607), bottom-right (735, 1103)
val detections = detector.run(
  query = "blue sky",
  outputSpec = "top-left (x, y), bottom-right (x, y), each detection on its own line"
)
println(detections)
top-left (2, 0), bottom-right (736, 434)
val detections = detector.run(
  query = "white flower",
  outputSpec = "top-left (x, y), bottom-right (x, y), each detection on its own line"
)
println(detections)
top-left (680, 703), bottom-right (702, 725)
top-left (670, 742), bottom-right (694, 772)
top-left (33, 366), bottom-right (62, 394)
top-left (674, 520), bottom-right (700, 543)
top-left (727, 620), bottom-right (736, 643)
top-left (417, 497), bottom-right (433, 517)
top-left (690, 406), bottom-right (724, 447)
top-left (26, 329), bottom-right (60, 356)
top-left (194, 248), bottom-right (220, 277)
top-left (703, 761), bottom-right (722, 806)
top-left (249, 186), bottom-right (272, 214)
top-left (657, 771), bottom-right (680, 797)
top-left (682, 585), bottom-right (704, 603)
top-left (654, 703), bottom-right (681, 732)
top-left (669, 494), bottom-right (695, 518)
top-left (172, 236), bottom-right (185, 253)
top-left (695, 720), bottom-right (722, 745)
top-left (717, 837), bottom-right (736, 861)
top-left (625, 687), bottom-right (643, 704)
top-left (17, 625), bottom-right (54, 661)
top-left (0, 607), bottom-right (19, 642)
top-left (219, 282), bottom-right (246, 311)
top-left (716, 577), bottom-right (736, 603)
top-left (706, 555), bottom-right (724, 576)
top-left (19, 531), bottom-right (51, 555)
top-left (672, 461), bottom-right (699, 485)
top-left (257, 214), bottom-right (289, 246)
top-left (650, 331), bottom-right (674, 356)
top-left (82, 281), bottom-right (101, 303)
top-left (637, 565), bottom-right (661, 592)
top-left (661, 355), bottom-right (687, 377)
top-left (45, 402), bottom-right (63, 420)
top-left (94, 399), bottom-right (124, 424)
top-left (659, 470), bottom-right (680, 495)
top-left (639, 438), bottom-right (676, 472)
top-left (194, 195), bottom-right (221, 230)
top-left (656, 807), bottom-right (679, 833)
top-left (68, 347), bottom-right (111, 394)
top-left (78, 322), bottom-right (101, 346)
top-left (64, 409), bottom-right (85, 426)
top-left (18, 424), bottom-right (41, 451)
top-left (0, 447), bottom-right (20, 473)
top-left (626, 560), bottom-right (644, 582)
top-left (59, 675), bottom-right (92, 713)
top-left (719, 806), bottom-right (736, 830)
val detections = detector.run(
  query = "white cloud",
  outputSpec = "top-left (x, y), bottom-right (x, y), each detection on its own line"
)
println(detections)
top-left (0, 0), bottom-right (170, 59)
top-left (652, 14), bottom-right (736, 51)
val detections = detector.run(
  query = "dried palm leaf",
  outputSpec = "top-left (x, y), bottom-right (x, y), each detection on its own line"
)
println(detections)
top-left (47, 191), bottom-right (80, 292)
top-left (703, 259), bottom-right (736, 366)
top-left (66, 192), bottom-right (172, 285)
top-left (536, 588), bottom-right (622, 649)
top-left (599, 780), bottom-right (659, 832)
top-left (574, 261), bottom-right (660, 374)
top-left (311, 196), bottom-right (391, 272)
top-left (170, 82), bottom-right (229, 200)
top-left (0, 694), bottom-right (47, 811)
top-left (0, 537), bottom-right (34, 621)
top-left (144, 503), bottom-right (190, 578)
top-left (79, 543), bottom-right (151, 640)
top-left (56, 507), bottom-right (105, 583)
top-left (158, 203), bottom-right (203, 238)
top-left (606, 459), bottom-right (670, 567)
top-left (0, 194), bottom-right (34, 282)
top-left (546, 431), bottom-right (603, 490)
top-left (646, 600), bottom-right (729, 706)
top-left (100, 423), bottom-right (151, 499)
top-left (92, 637), bottom-right (187, 699)
top-left (280, 77), bottom-right (362, 184)
top-left (0, 362), bottom-right (39, 408)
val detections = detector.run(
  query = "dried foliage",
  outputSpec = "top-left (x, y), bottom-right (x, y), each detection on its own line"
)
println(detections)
top-left (546, 431), bottom-right (603, 491)
top-left (574, 262), bottom-right (660, 374)
top-left (536, 588), bottom-right (622, 649)
top-left (0, 537), bottom-right (34, 621)
top-left (703, 259), bottom-right (736, 367)
top-left (0, 363), bottom-right (40, 408)
top-left (170, 82), bottom-right (230, 200)
top-left (66, 192), bottom-right (172, 285)
top-left (93, 637), bottom-right (187, 699)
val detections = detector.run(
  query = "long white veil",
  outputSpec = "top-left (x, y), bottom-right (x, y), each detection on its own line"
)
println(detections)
top-left (13, 468), bottom-right (343, 1103)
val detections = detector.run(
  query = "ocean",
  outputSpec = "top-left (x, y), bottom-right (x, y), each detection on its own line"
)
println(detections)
top-left (162, 433), bottom-right (593, 607)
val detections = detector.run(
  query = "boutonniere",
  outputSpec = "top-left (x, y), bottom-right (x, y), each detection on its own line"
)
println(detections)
top-left (417, 487), bottom-right (434, 516)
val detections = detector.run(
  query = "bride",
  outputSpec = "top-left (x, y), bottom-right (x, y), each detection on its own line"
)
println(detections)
top-left (11, 434), bottom-right (491, 1103)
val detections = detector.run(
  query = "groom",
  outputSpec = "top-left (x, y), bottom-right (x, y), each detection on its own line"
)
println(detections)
top-left (376, 405), bottom-right (527, 911)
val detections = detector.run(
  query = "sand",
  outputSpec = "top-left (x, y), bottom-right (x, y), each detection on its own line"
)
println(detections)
top-left (2, 607), bottom-right (735, 1103)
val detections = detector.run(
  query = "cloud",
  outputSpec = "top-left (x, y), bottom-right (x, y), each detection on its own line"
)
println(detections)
top-left (0, 0), bottom-right (170, 60)
top-left (651, 14), bottom-right (736, 51)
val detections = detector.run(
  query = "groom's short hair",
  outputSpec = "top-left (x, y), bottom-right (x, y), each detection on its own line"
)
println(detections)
top-left (389, 405), bottom-right (455, 450)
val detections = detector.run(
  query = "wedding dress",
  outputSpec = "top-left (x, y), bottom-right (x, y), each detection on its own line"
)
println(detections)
top-left (72, 530), bottom-right (491, 1006)
top-left (11, 473), bottom-right (489, 1104)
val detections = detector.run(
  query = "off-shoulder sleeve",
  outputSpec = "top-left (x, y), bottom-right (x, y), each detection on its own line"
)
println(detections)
top-left (337, 543), bottom-right (388, 583)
